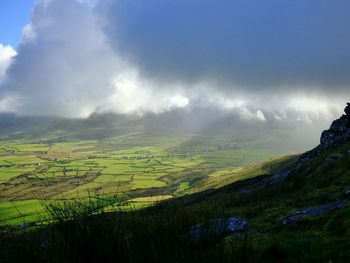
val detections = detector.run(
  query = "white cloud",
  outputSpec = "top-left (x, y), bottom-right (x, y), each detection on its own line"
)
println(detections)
top-left (104, 71), bottom-right (190, 116)
top-left (0, 44), bottom-right (17, 84)
top-left (239, 108), bottom-right (266, 122)
top-left (274, 110), bottom-right (287, 120)
top-left (256, 110), bottom-right (266, 121)
top-left (0, 0), bottom-right (126, 117)
top-left (0, 93), bottom-right (20, 112)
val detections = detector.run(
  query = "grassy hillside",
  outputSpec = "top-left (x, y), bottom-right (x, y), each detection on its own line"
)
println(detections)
top-left (1, 139), bottom-right (349, 262)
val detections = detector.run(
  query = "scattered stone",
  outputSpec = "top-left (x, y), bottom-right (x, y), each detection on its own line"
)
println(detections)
top-left (185, 217), bottom-right (247, 244)
top-left (283, 200), bottom-right (346, 225)
top-left (344, 189), bottom-right (350, 195)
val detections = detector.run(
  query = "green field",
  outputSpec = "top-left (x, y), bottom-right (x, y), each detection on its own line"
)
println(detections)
top-left (0, 132), bottom-right (286, 225)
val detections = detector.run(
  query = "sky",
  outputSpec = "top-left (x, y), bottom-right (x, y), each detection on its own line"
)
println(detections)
top-left (0, 1), bottom-right (35, 47)
top-left (0, 0), bottom-right (349, 130)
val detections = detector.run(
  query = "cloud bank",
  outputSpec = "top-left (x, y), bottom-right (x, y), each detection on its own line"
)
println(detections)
top-left (0, 0), bottom-right (348, 125)
top-left (100, 0), bottom-right (350, 92)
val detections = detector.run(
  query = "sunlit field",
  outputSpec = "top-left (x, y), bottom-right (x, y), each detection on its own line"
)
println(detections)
top-left (0, 132), bottom-right (284, 225)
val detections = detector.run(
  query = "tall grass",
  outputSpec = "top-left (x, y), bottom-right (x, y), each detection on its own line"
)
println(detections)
top-left (0, 195), bottom-right (258, 263)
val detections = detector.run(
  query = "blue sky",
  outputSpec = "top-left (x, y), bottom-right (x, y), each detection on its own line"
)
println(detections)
top-left (0, 0), bottom-right (35, 47)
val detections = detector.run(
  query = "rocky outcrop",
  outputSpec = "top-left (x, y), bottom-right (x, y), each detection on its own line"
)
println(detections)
top-left (345, 103), bottom-right (350, 116)
top-left (299, 103), bottom-right (350, 163)
top-left (283, 200), bottom-right (346, 225)
top-left (185, 217), bottom-right (247, 244)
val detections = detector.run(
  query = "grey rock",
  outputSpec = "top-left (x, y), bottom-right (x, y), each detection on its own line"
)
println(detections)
top-left (345, 102), bottom-right (350, 116)
top-left (283, 200), bottom-right (346, 225)
top-left (298, 103), bottom-right (350, 164)
top-left (344, 189), bottom-right (350, 195)
top-left (329, 116), bottom-right (349, 132)
top-left (186, 217), bottom-right (247, 244)
top-left (227, 217), bottom-right (248, 233)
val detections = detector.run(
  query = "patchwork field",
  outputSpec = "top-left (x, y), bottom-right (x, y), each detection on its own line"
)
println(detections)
top-left (0, 132), bottom-right (286, 225)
